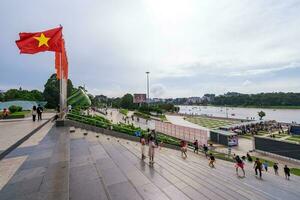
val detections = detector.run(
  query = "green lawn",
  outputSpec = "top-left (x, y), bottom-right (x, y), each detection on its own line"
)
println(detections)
top-left (291, 168), bottom-right (300, 176)
top-left (119, 109), bottom-right (129, 116)
top-left (185, 116), bottom-right (238, 129)
top-left (286, 135), bottom-right (300, 143)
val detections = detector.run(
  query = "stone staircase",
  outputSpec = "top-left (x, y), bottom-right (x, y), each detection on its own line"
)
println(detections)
top-left (1, 125), bottom-right (300, 200)
top-left (69, 128), bottom-right (300, 200)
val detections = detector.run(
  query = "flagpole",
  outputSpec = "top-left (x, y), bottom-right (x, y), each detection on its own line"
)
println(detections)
top-left (59, 52), bottom-right (63, 119)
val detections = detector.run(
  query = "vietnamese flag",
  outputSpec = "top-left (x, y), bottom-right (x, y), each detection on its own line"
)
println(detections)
top-left (16, 27), bottom-right (63, 54)
top-left (55, 39), bottom-right (68, 79)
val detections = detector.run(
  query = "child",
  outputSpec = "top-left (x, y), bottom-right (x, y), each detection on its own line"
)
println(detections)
top-left (209, 153), bottom-right (215, 168)
top-left (284, 165), bottom-right (290, 180)
top-left (180, 140), bottom-right (188, 158)
top-left (263, 161), bottom-right (268, 172)
top-left (140, 135), bottom-right (146, 160)
top-left (273, 163), bottom-right (279, 175)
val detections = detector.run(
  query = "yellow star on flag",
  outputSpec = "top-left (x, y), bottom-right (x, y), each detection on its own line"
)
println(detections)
top-left (34, 33), bottom-right (50, 47)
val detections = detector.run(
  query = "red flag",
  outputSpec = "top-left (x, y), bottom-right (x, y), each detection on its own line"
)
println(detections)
top-left (55, 39), bottom-right (68, 80)
top-left (16, 27), bottom-right (63, 54)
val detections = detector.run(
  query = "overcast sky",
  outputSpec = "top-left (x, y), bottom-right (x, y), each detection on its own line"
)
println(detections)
top-left (1, 0), bottom-right (300, 98)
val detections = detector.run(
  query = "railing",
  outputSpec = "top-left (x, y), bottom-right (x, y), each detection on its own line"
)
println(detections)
top-left (155, 121), bottom-right (208, 145)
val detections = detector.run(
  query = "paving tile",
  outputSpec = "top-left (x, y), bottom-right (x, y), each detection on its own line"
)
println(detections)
top-left (70, 178), bottom-right (108, 200)
top-left (70, 164), bottom-right (100, 184)
top-left (9, 167), bottom-right (46, 184)
top-left (19, 158), bottom-right (50, 170)
top-left (136, 183), bottom-right (170, 200)
top-left (162, 185), bottom-right (190, 200)
top-left (106, 181), bottom-right (142, 200)
top-left (101, 167), bottom-right (127, 186)
top-left (0, 176), bottom-right (43, 200)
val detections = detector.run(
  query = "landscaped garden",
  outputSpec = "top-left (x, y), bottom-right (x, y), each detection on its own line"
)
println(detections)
top-left (185, 116), bottom-right (239, 129)
top-left (67, 112), bottom-right (180, 146)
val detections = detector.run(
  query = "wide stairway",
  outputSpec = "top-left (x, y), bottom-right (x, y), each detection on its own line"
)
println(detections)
top-left (1, 125), bottom-right (300, 200)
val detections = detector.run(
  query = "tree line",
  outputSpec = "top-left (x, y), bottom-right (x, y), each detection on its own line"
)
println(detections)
top-left (210, 92), bottom-right (300, 107)
top-left (1, 74), bottom-right (74, 109)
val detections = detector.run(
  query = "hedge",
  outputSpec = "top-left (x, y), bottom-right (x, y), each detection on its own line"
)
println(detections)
top-left (66, 113), bottom-right (181, 147)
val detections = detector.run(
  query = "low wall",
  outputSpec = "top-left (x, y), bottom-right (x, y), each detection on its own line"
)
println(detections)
top-left (61, 120), bottom-right (180, 150)
top-left (254, 136), bottom-right (300, 161)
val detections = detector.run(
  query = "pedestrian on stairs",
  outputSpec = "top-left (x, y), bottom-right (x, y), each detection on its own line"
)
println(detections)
top-left (235, 155), bottom-right (245, 177)
top-left (140, 135), bottom-right (146, 160)
top-left (209, 153), bottom-right (215, 168)
top-left (148, 136), bottom-right (156, 165)
top-left (254, 158), bottom-right (263, 179)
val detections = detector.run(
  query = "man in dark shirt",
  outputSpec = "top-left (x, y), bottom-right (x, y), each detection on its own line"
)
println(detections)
top-left (284, 165), bottom-right (290, 180)
top-left (37, 104), bottom-right (43, 121)
top-left (254, 158), bottom-right (263, 179)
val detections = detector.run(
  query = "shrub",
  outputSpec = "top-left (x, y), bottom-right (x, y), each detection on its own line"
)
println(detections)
top-left (8, 105), bottom-right (22, 113)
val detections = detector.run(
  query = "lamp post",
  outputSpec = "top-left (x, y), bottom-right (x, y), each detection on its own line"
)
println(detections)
top-left (146, 71), bottom-right (150, 104)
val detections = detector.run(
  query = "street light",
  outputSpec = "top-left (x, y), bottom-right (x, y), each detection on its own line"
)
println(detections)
top-left (146, 71), bottom-right (150, 104)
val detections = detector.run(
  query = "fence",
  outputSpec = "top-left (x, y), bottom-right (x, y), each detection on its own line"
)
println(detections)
top-left (155, 121), bottom-right (208, 145)
top-left (254, 136), bottom-right (300, 160)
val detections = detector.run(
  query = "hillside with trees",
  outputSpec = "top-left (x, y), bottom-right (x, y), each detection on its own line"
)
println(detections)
top-left (211, 92), bottom-right (300, 108)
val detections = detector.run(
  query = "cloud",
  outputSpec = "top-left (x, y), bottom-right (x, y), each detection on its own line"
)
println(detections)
top-left (1, 0), bottom-right (300, 97)
top-left (150, 84), bottom-right (166, 97)
top-left (242, 80), bottom-right (252, 86)
top-left (227, 62), bottom-right (300, 77)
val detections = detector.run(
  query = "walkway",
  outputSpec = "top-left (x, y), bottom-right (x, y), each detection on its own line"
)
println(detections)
top-left (165, 115), bottom-right (209, 130)
top-left (0, 113), bottom-right (54, 155)
top-left (1, 124), bottom-right (300, 200)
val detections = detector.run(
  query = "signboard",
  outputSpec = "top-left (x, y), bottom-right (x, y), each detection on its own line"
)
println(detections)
top-left (133, 93), bottom-right (146, 103)
top-left (155, 121), bottom-right (208, 145)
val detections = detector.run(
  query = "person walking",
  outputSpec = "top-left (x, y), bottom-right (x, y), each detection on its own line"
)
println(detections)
top-left (32, 106), bottom-right (37, 122)
top-left (37, 104), bottom-right (43, 121)
top-left (140, 135), bottom-right (146, 160)
top-left (203, 144), bottom-right (208, 158)
top-left (148, 136), bottom-right (156, 165)
top-left (254, 158), bottom-right (263, 179)
top-left (273, 163), bottom-right (279, 175)
top-left (263, 161), bottom-right (268, 172)
top-left (209, 153), bottom-right (215, 168)
top-left (284, 165), bottom-right (290, 180)
top-left (193, 140), bottom-right (199, 154)
top-left (235, 155), bottom-right (245, 177)
top-left (246, 152), bottom-right (253, 162)
top-left (180, 140), bottom-right (188, 158)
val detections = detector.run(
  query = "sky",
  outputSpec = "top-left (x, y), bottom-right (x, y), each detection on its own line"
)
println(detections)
top-left (1, 0), bottom-right (300, 98)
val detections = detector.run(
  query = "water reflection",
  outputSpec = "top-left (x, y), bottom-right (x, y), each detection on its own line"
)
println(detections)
top-left (179, 105), bottom-right (300, 123)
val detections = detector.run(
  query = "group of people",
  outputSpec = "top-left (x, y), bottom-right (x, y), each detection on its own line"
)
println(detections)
top-left (235, 154), bottom-right (291, 180)
top-left (31, 105), bottom-right (43, 121)
top-left (140, 130), bottom-right (158, 165)
top-left (140, 136), bottom-right (293, 181)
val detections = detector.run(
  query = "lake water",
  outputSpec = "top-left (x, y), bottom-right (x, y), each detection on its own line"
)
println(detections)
top-left (178, 105), bottom-right (300, 123)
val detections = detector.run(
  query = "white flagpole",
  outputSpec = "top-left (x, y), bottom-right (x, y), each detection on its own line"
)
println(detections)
top-left (59, 52), bottom-right (63, 119)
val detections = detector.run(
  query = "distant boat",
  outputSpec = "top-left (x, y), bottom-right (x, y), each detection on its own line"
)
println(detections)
top-left (231, 113), bottom-right (235, 116)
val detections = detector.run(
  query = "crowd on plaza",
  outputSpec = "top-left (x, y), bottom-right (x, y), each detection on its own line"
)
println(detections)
top-left (139, 132), bottom-right (292, 180)
top-left (229, 121), bottom-right (287, 135)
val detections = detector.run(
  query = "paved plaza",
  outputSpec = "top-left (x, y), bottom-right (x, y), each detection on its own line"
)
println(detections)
top-left (0, 123), bottom-right (300, 200)
top-left (0, 113), bottom-right (54, 155)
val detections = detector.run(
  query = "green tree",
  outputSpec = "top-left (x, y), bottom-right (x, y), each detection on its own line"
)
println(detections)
top-left (258, 111), bottom-right (266, 120)
top-left (120, 94), bottom-right (134, 109)
top-left (43, 74), bottom-right (74, 108)
top-left (3, 89), bottom-right (43, 101)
